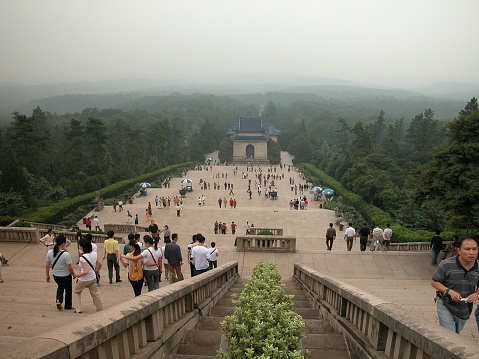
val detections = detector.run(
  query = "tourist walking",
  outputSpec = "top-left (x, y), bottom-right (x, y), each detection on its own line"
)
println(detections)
top-left (358, 223), bottom-right (371, 252)
top-left (190, 234), bottom-right (211, 275)
top-left (73, 239), bottom-right (103, 313)
top-left (122, 236), bottom-right (162, 292)
top-left (431, 230), bottom-right (443, 265)
top-left (209, 242), bottom-right (219, 269)
top-left (325, 223), bottom-right (336, 251)
top-left (344, 223), bottom-right (356, 251)
top-left (431, 236), bottom-right (479, 333)
top-left (120, 241), bottom-right (144, 296)
top-left (164, 233), bottom-right (184, 283)
top-left (383, 224), bottom-right (392, 252)
top-left (371, 225), bottom-right (383, 252)
top-left (103, 231), bottom-right (121, 284)
top-left (45, 235), bottom-right (75, 310)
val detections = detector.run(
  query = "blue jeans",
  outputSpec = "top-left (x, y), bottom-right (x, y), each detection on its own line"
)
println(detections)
top-left (436, 297), bottom-right (467, 333)
top-left (475, 305), bottom-right (479, 333)
top-left (431, 250), bottom-right (440, 265)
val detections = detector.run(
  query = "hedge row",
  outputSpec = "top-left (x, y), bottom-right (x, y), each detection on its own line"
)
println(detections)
top-left (218, 262), bottom-right (305, 359)
top-left (25, 162), bottom-right (194, 224)
top-left (301, 163), bottom-right (435, 242)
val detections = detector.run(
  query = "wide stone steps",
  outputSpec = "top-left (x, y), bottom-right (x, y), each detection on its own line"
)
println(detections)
top-left (163, 279), bottom-right (350, 359)
top-left (162, 281), bottom-right (244, 359)
top-left (284, 278), bottom-right (351, 359)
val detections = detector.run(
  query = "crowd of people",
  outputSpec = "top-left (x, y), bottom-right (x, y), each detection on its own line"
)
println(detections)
top-left (41, 226), bottom-right (220, 313)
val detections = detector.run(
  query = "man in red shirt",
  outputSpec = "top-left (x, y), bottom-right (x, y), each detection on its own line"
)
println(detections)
top-left (231, 222), bottom-right (237, 235)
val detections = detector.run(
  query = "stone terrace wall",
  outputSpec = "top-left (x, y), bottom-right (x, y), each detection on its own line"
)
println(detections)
top-left (293, 263), bottom-right (479, 359)
top-left (2, 261), bottom-right (239, 359)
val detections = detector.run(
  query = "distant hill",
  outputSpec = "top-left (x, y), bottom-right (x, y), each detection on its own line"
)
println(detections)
top-left (0, 77), bottom-right (473, 124)
top-left (414, 82), bottom-right (479, 100)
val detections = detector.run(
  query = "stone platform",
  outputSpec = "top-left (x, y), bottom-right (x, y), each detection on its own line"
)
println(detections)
top-left (0, 151), bottom-right (477, 354)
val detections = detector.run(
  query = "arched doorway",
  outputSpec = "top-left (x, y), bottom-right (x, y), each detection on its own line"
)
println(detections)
top-left (246, 144), bottom-right (255, 158)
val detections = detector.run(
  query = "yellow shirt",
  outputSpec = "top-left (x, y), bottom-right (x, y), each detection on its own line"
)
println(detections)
top-left (104, 238), bottom-right (119, 254)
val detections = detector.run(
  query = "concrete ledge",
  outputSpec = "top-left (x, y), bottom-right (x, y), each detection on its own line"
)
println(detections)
top-left (2, 261), bottom-right (239, 359)
top-left (294, 263), bottom-right (479, 359)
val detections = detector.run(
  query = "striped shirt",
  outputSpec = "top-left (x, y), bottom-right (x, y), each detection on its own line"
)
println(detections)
top-left (432, 256), bottom-right (479, 319)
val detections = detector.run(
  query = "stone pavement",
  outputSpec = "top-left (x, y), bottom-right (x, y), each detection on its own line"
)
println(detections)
top-left (0, 151), bottom-right (477, 352)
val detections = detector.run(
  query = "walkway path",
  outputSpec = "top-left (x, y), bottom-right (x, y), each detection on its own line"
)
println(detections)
top-left (0, 152), bottom-right (477, 353)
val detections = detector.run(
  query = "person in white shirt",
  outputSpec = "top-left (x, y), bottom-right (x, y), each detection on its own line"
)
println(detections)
top-left (73, 239), bottom-right (103, 313)
top-left (383, 224), bottom-right (393, 252)
top-left (344, 223), bottom-right (356, 251)
top-left (371, 225), bottom-right (384, 252)
top-left (208, 242), bottom-right (219, 269)
top-left (190, 234), bottom-right (211, 275)
top-left (39, 229), bottom-right (55, 250)
top-left (122, 235), bottom-right (162, 292)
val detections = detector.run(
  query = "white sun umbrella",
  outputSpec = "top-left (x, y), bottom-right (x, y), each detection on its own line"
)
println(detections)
top-left (139, 182), bottom-right (151, 188)
top-left (181, 179), bottom-right (192, 184)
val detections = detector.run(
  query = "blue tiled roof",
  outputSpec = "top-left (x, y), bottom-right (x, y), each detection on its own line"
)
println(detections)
top-left (231, 135), bottom-right (269, 141)
top-left (238, 117), bottom-right (264, 132)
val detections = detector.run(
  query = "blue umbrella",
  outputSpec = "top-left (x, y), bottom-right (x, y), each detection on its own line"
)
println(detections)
top-left (181, 179), bottom-right (192, 184)
top-left (139, 182), bottom-right (151, 188)
top-left (322, 188), bottom-right (334, 196)
top-left (311, 186), bottom-right (323, 192)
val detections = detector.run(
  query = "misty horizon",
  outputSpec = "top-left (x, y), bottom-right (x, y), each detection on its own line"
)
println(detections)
top-left (1, 0), bottom-right (479, 90)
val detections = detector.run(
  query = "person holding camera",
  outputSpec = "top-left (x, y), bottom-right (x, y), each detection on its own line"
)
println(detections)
top-left (431, 236), bottom-right (479, 334)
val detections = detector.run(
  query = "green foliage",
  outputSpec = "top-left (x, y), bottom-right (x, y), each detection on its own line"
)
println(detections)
top-left (0, 190), bottom-right (27, 216)
top-left (257, 230), bottom-right (274, 235)
top-left (267, 139), bottom-right (281, 164)
top-left (301, 163), bottom-right (430, 242)
top-left (25, 163), bottom-right (193, 224)
top-left (218, 138), bottom-right (233, 163)
top-left (414, 103), bottom-right (479, 230)
top-left (219, 262), bottom-right (305, 359)
top-left (0, 217), bottom-right (18, 226)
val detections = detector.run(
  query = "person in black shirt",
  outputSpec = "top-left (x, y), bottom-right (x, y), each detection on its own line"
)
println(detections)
top-left (358, 223), bottom-right (371, 252)
top-left (431, 230), bottom-right (443, 265)
top-left (148, 220), bottom-right (159, 239)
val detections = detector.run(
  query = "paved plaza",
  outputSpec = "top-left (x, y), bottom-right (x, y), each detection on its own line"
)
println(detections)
top-left (0, 152), bottom-right (477, 353)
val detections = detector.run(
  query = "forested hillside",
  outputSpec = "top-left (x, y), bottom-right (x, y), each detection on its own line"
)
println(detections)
top-left (0, 90), bottom-right (477, 235)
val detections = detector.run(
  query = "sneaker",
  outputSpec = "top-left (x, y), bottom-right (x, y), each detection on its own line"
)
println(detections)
top-left (116, 279), bottom-right (122, 283)
top-left (73, 307), bottom-right (82, 313)
top-left (56, 300), bottom-right (63, 310)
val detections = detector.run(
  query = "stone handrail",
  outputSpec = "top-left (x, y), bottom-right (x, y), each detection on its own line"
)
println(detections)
top-left (236, 235), bottom-right (296, 252)
top-left (248, 227), bottom-right (283, 235)
top-left (293, 264), bottom-right (479, 359)
top-left (2, 261), bottom-right (239, 359)
top-left (0, 227), bottom-right (124, 244)
top-left (104, 223), bottom-right (149, 234)
top-left (388, 241), bottom-right (452, 251)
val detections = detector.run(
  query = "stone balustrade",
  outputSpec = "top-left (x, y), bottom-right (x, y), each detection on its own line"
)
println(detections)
top-left (248, 227), bottom-right (283, 235)
top-left (0, 227), bottom-right (40, 243)
top-left (104, 223), bottom-right (149, 234)
top-left (0, 227), bottom-right (124, 244)
top-left (2, 261), bottom-right (239, 359)
top-left (293, 264), bottom-right (479, 359)
top-left (388, 241), bottom-right (452, 251)
top-left (236, 235), bottom-right (296, 252)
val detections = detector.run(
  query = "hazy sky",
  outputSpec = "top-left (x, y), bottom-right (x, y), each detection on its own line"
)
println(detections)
top-left (1, 0), bottom-right (478, 88)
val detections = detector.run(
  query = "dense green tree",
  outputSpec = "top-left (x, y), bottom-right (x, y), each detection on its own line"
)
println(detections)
top-left (218, 138), bottom-right (233, 163)
top-left (350, 121), bottom-right (372, 157)
top-left (83, 117), bottom-right (108, 175)
top-left (414, 104), bottom-right (479, 230)
top-left (267, 139), bottom-right (281, 164)
top-left (459, 97), bottom-right (478, 116)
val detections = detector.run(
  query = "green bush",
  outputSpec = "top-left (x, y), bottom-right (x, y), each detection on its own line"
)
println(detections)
top-left (257, 230), bottom-right (274, 235)
top-left (218, 262), bottom-right (305, 359)
top-left (301, 163), bottom-right (434, 242)
top-left (25, 162), bottom-right (194, 224)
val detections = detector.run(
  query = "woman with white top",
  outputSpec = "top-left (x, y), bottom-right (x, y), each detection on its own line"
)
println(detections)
top-left (122, 235), bottom-right (162, 292)
top-left (209, 242), bottom-right (219, 269)
top-left (45, 235), bottom-right (75, 310)
top-left (73, 239), bottom-right (103, 313)
top-left (120, 240), bottom-right (145, 296)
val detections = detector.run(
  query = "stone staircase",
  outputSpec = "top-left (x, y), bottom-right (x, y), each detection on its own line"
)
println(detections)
top-left (162, 278), bottom-right (350, 359)
top-left (284, 278), bottom-right (350, 359)
top-left (161, 280), bottom-right (244, 359)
